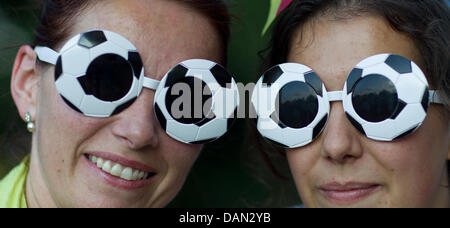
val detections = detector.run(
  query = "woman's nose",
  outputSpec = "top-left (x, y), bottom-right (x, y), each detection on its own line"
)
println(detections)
top-left (111, 91), bottom-right (159, 150)
top-left (321, 102), bottom-right (363, 164)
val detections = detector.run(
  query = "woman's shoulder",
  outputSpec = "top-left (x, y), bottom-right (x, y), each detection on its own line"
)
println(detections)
top-left (0, 156), bottom-right (29, 208)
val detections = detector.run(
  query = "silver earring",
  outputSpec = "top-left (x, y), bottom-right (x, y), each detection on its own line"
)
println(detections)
top-left (25, 112), bottom-right (35, 133)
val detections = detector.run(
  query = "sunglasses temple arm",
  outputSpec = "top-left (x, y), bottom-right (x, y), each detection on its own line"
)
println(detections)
top-left (143, 77), bottom-right (160, 91)
top-left (33, 46), bottom-right (161, 90)
top-left (34, 46), bottom-right (59, 65)
top-left (429, 90), bottom-right (443, 104)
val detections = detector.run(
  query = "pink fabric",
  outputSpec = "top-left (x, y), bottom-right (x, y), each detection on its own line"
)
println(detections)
top-left (277, 0), bottom-right (293, 15)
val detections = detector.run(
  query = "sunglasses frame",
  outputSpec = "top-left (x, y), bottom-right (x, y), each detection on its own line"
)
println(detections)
top-left (252, 54), bottom-right (443, 148)
top-left (34, 30), bottom-right (240, 145)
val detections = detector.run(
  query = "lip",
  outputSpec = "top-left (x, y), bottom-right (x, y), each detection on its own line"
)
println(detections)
top-left (319, 182), bottom-right (381, 204)
top-left (83, 152), bottom-right (157, 190)
top-left (85, 151), bottom-right (156, 173)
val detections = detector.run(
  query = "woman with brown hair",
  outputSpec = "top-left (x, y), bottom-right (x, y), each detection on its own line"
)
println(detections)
top-left (0, 0), bottom-right (234, 208)
top-left (253, 0), bottom-right (449, 207)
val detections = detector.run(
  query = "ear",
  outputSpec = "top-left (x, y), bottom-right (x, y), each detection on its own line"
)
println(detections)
top-left (10, 45), bottom-right (40, 122)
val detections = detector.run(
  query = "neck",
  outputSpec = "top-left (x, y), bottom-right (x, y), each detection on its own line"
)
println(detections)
top-left (25, 140), bottom-right (58, 208)
top-left (435, 168), bottom-right (450, 208)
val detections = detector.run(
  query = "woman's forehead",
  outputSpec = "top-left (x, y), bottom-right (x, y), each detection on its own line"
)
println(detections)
top-left (66, 0), bottom-right (223, 80)
top-left (287, 15), bottom-right (420, 90)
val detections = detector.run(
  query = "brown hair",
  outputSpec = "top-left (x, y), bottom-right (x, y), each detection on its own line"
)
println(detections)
top-left (32, 0), bottom-right (90, 48)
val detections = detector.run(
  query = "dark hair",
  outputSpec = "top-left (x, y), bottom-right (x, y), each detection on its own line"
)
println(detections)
top-left (256, 0), bottom-right (450, 181)
top-left (33, 0), bottom-right (231, 64)
top-left (32, 0), bottom-right (90, 49)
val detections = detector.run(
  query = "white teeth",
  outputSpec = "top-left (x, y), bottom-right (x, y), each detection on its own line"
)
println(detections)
top-left (102, 161), bottom-right (112, 173)
top-left (121, 167), bottom-right (133, 181)
top-left (111, 164), bottom-right (123, 177)
top-left (96, 158), bottom-right (104, 168)
top-left (132, 170), bottom-right (140, 180)
top-left (89, 155), bottom-right (97, 164)
top-left (138, 171), bottom-right (145, 180)
top-left (87, 155), bottom-right (151, 181)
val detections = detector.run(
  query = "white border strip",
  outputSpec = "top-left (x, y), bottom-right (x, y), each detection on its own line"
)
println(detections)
top-left (429, 90), bottom-right (443, 104)
top-left (327, 91), bottom-right (343, 102)
top-left (143, 77), bottom-right (160, 90)
top-left (34, 46), bottom-right (59, 65)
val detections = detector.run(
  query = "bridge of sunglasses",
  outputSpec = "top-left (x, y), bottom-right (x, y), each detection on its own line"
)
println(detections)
top-left (34, 46), bottom-right (161, 91)
top-left (327, 91), bottom-right (343, 102)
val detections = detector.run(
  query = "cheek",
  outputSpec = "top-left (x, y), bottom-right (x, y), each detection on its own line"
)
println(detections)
top-left (162, 141), bottom-right (201, 176)
top-left (370, 141), bottom-right (437, 206)
top-left (286, 145), bottom-right (320, 195)
top-left (36, 75), bottom-right (106, 175)
top-left (368, 114), bottom-right (448, 206)
top-left (287, 148), bottom-right (315, 178)
top-left (152, 140), bottom-right (201, 204)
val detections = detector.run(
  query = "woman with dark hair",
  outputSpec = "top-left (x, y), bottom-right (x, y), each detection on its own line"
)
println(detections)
top-left (0, 0), bottom-right (232, 208)
top-left (253, 0), bottom-right (449, 207)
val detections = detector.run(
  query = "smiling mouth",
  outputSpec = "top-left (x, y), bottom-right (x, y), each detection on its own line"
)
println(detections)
top-left (84, 154), bottom-right (156, 181)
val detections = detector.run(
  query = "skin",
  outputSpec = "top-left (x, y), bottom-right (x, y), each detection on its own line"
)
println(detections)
top-left (286, 14), bottom-right (450, 208)
top-left (11, 0), bottom-right (223, 207)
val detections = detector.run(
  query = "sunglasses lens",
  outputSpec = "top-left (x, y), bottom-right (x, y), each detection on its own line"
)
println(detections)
top-left (352, 74), bottom-right (398, 122)
top-left (154, 59), bottom-right (240, 145)
top-left (78, 54), bottom-right (133, 102)
top-left (165, 76), bottom-right (213, 124)
top-left (275, 81), bottom-right (319, 128)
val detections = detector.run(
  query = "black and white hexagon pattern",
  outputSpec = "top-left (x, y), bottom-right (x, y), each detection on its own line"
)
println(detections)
top-left (154, 59), bottom-right (239, 144)
top-left (251, 63), bottom-right (329, 148)
top-left (343, 54), bottom-right (430, 141)
top-left (54, 30), bottom-right (145, 117)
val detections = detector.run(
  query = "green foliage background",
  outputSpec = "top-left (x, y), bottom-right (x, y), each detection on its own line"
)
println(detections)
top-left (0, 0), bottom-right (300, 207)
